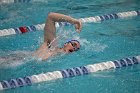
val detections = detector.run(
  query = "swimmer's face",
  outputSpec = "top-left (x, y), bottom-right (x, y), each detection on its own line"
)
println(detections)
top-left (63, 40), bottom-right (80, 53)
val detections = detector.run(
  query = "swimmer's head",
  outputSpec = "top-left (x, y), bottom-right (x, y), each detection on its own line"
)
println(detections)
top-left (63, 40), bottom-right (80, 53)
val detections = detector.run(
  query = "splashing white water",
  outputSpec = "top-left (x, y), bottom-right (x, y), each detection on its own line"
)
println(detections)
top-left (0, 51), bottom-right (33, 68)
top-left (57, 28), bottom-right (108, 52)
top-left (73, 36), bottom-right (108, 52)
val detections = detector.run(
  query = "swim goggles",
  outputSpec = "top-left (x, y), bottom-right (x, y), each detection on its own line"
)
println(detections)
top-left (64, 40), bottom-right (80, 51)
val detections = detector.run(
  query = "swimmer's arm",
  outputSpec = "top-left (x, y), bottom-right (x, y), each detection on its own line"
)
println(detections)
top-left (48, 13), bottom-right (79, 23)
top-left (47, 12), bottom-right (82, 31)
top-left (41, 48), bottom-right (60, 61)
top-left (32, 42), bottom-right (49, 56)
top-left (44, 12), bottom-right (82, 43)
top-left (41, 52), bottom-right (56, 61)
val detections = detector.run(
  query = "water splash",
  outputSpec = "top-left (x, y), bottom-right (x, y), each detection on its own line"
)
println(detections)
top-left (73, 37), bottom-right (108, 52)
top-left (0, 51), bottom-right (34, 68)
top-left (57, 28), bottom-right (108, 52)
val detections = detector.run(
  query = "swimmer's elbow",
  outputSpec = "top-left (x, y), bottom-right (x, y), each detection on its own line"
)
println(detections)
top-left (48, 12), bottom-right (57, 19)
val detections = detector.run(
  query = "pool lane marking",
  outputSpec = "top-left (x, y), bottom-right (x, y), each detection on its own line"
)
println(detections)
top-left (0, 10), bottom-right (140, 37)
top-left (0, 55), bottom-right (140, 90)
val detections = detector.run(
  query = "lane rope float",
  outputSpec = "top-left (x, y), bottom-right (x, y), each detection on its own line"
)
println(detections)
top-left (0, 10), bottom-right (140, 37)
top-left (0, 55), bottom-right (140, 90)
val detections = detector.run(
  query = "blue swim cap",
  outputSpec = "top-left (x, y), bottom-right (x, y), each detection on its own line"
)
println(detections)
top-left (65, 39), bottom-right (80, 44)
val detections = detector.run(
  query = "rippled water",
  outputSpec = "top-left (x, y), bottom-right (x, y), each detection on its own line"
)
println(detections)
top-left (0, 0), bottom-right (140, 93)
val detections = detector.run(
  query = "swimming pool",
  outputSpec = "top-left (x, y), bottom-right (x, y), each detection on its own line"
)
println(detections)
top-left (0, 0), bottom-right (140, 93)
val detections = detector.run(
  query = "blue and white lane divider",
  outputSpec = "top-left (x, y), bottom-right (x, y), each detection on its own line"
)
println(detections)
top-left (0, 10), bottom-right (140, 37)
top-left (0, 0), bottom-right (49, 4)
top-left (0, 55), bottom-right (140, 90)
top-left (0, 0), bottom-right (31, 4)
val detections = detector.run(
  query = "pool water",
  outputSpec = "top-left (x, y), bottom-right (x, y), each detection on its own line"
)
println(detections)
top-left (0, 0), bottom-right (140, 93)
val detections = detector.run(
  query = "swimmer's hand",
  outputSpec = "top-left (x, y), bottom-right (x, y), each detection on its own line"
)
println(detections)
top-left (73, 19), bottom-right (82, 33)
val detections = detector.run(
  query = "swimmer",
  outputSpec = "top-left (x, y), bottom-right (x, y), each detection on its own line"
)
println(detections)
top-left (33, 12), bottom-right (82, 60)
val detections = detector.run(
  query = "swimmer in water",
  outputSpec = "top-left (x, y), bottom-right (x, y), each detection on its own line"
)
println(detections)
top-left (33, 12), bottom-right (82, 60)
